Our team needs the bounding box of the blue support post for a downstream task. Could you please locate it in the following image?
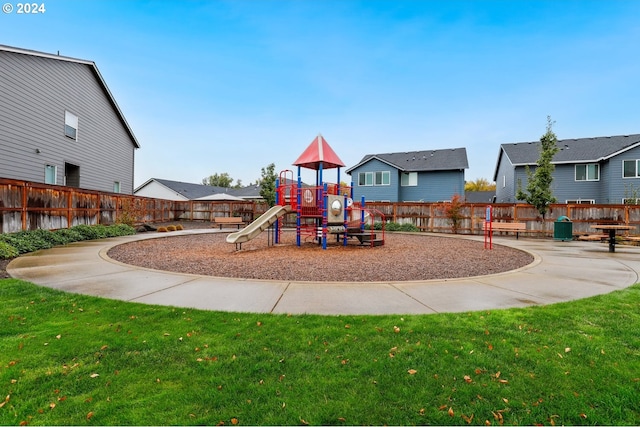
[343,193,348,246]
[360,195,366,232]
[322,183,328,250]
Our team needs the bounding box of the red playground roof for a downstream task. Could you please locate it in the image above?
[293,134,345,170]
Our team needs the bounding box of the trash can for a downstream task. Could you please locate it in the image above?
[554,216,572,241]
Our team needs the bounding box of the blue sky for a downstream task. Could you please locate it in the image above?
[2,0,640,188]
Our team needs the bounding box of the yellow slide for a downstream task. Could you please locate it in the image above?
[226,205,292,245]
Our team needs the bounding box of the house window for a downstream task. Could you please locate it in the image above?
[575,164,599,181]
[358,172,373,186]
[113,181,121,193]
[623,160,640,178]
[359,171,389,186]
[502,175,506,188]
[374,171,390,186]
[64,110,78,140]
[401,172,417,186]
[44,164,57,184]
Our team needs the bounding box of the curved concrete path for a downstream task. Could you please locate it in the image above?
[7,229,640,315]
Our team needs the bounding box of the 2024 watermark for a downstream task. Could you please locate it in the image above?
[3,2,46,13]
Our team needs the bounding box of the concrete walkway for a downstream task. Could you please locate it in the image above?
[7,229,640,315]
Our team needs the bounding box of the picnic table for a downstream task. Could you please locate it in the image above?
[590,224,635,252]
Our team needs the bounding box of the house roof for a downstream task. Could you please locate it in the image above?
[293,134,345,170]
[494,134,640,181]
[0,44,140,149]
[345,147,469,174]
[135,178,263,200]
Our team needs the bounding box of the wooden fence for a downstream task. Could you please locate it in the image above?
[0,178,268,233]
[3,177,640,237]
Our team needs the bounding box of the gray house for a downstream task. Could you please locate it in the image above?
[345,148,468,202]
[0,45,140,194]
[134,178,262,201]
[494,134,640,204]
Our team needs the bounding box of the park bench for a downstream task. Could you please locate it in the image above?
[212,216,245,229]
[482,222,526,239]
[577,234,608,241]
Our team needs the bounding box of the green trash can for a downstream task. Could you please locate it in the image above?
[554,216,573,241]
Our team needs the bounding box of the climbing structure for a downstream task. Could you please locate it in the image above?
[275,134,385,249]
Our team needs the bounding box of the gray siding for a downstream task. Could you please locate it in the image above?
[399,170,465,202]
[349,159,399,202]
[0,50,136,194]
[348,158,464,202]
[609,145,640,203]
[495,152,517,202]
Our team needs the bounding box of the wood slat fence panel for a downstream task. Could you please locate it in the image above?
[3,178,640,237]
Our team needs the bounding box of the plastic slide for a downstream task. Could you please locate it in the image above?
[225,205,292,245]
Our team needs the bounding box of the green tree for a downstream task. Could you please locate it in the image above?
[464,178,497,192]
[259,163,277,207]
[202,172,241,188]
[516,116,560,219]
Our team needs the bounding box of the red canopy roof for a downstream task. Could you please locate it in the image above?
[293,134,345,170]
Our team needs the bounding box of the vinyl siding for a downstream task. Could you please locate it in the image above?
[399,170,465,202]
[348,159,399,202]
[0,50,136,194]
[495,151,516,202]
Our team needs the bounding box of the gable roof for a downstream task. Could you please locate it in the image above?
[0,44,140,149]
[135,178,265,200]
[136,178,225,199]
[293,134,345,170]
[499,133,640,166]
[345,147,468,174]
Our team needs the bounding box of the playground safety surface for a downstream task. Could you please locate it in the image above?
[7,229,640,315]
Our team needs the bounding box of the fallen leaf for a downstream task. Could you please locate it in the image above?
[448,407,454,417]
[337,417,346,422]
[49,402,56,410]
[86,412,94,420]
[101,345,108,350]
[299,418,308,425]
[464,375,473,383]
[419,408,425,415]
[393,326,400,333]
[56,335,61,340]
[90,373,99,378]
[462,413,474,424]
[580,413,587,419]
[231,418,239,425]
[408,369,417,375]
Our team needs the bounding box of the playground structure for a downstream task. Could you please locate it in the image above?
[226,134,385,250]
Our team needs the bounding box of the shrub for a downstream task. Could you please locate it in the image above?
[166,225,177,232]
[175,224,184,230]
[157,227,168,233]
[0,231,52,254]
[54,228,85,243]
[0,224,137,258]
[0,241,19,259]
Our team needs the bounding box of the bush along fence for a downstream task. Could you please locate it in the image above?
[3,178,640,238]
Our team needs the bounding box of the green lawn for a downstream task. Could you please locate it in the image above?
[0,278,639,426]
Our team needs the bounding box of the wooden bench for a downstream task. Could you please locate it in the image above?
[577,234,608,241]
[482,222,526,239]
[212,217,245,229]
